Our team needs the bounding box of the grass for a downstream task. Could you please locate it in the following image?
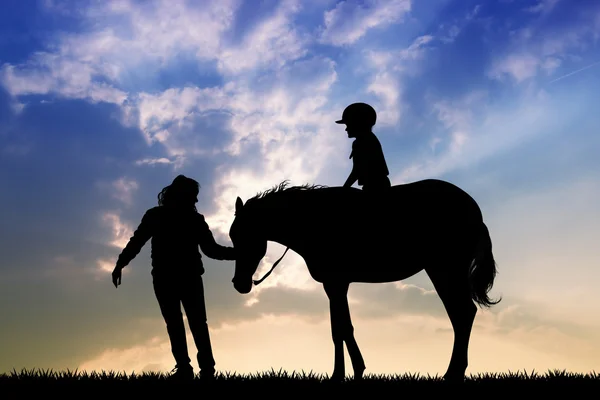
[1,368,599,396]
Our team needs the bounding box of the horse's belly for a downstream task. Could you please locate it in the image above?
[350,262,423,283]
[309,250,424,283]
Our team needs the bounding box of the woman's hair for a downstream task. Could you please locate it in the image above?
[158,175,200,211]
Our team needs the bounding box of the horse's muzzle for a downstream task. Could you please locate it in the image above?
[232,277,252,294]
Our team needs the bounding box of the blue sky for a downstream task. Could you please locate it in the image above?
[1,0,600,375]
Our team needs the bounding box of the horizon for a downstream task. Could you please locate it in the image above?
[1,0,600,376]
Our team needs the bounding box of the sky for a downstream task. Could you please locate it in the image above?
[1,0,600,377]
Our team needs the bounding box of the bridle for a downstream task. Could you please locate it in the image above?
[231,209,290,286]
[252,246,290,285]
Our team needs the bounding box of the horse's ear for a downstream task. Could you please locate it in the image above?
[235,197,244,214]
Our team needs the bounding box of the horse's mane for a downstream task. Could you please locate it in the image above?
[246,180,328,205]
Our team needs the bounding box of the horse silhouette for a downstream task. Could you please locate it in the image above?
[229,179,500,382]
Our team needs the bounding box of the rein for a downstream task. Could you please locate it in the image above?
[253,246,290,285]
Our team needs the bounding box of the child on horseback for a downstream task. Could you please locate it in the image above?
[111,175,236,380]
[337,102,391,194]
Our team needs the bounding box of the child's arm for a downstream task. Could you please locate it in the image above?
[197,214,236,261]
[115,209,155,270]
[344,142,359,187]
[343,169,358,188]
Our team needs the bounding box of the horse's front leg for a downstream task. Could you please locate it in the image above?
[323,281,366,381]
[324,281,345,381]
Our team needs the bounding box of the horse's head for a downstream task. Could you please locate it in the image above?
[229,196,267,294]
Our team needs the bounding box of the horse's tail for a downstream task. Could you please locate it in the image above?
[468,222,501,308]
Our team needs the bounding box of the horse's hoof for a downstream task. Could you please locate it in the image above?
[353,366,366,380]
[329,373,345,383]
[443,373,465,383]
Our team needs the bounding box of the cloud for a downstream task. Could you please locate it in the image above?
[96,258,116,275]
[481,176,600,313]
[198,264,448,331]
[9,100,26,114]
[392,68,597,185]
[348,282,444,320]
[488,53,541,83]
[133,85,234,152]
[438,5,482,44]
[101,211,134,249]
[112,41,339,171]
[474,303,600,364]
[134,157,176,166]
[121,54,343,252]
[525,0,560,15]
[0,0,238,105]
[195,56,343,238]
[363,65,402,125]
[318,0,412,46]
[0,0,360,302]
[43,253,124,285]
[0,0,413,193]
[394,89,493,183]
[78,294,600,375]
[1,60,128,105]
[216,0,308,75]
[487,3,600,84]
[0,0,312,109]
[59,0,239,69]
[79,335,174,374]
[430,90,487,153]
[94,211,138,277]
[361,35,435,126]
[109,177,139,206]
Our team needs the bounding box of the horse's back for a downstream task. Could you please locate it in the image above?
[322,179,481,226]
[301,180,485,282]
[338,178,476,199]
[318,179,481,246]
[355,179,481,215]
[391,178,473,197]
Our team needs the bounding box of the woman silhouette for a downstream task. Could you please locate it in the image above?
[111,175,236,380]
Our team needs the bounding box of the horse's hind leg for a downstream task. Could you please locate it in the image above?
[426,267,477,382]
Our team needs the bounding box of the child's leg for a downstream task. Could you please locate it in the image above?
[153,277,192,369]
[180,273,216,372]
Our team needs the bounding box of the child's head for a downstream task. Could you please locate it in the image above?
[335,102,377,139]
[158,175,200,211]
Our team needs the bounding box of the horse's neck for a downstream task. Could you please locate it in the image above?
[256,200,296,242]
[255,194,313,250]
[257,189,351,247]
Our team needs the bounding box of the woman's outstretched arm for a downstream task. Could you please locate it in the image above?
[197,214,236,261]
[115,208,155,269]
